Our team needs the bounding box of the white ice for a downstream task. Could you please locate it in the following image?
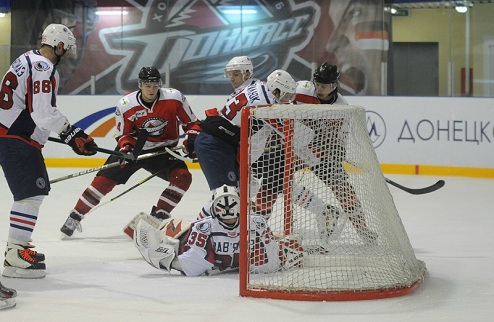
[1,168,493,321]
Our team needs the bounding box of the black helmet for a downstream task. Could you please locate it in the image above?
[138,67,161,82]
[313,62,340,84]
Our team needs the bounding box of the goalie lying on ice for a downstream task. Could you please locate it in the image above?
[134,184,304,276]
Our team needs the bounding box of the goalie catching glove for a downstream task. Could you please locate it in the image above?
[183,130,199,158]
[59,125,97,156]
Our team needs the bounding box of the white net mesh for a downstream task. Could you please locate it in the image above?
[241,104,426,298]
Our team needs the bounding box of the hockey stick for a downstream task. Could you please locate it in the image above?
[343,159,445,195]
[131,130,149,159]
[86,169,164,215]
[165,147,199,163]
[48,137,136,160]
[385,178,445,195]
[49,146,183,184]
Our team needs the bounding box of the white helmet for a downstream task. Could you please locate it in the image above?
[266,69,296,102]
[224,56,253,77]
[41,24,76,50]
[210,185,240,223]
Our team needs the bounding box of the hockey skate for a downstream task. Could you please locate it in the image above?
[3,239,46,279]
[0,282,16,310]
[60,211,83,238]
[150,206,171,220]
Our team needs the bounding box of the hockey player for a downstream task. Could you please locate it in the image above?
[194,56,276,218]
[0,23,97,278]
[252,70,342,240]
[294,62,378,243]
[134,185,304,276]
[60,67,201,239]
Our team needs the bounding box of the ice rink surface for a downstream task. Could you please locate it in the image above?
[0,168,493,321]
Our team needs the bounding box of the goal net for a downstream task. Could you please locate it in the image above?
[238,104,427,301]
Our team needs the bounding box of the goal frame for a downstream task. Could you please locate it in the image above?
[238,105,426,301]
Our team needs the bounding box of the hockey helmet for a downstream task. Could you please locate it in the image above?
[313,62,340,84]
[138,67,162,88]
[41,24,76,50]
[266,69,296,102]
[211,185,241,223]
[224,56,253,77]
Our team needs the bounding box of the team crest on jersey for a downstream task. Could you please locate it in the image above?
[36,177,46,189]
[197,222,211,233]
[251,216,266,231]
[141,117,168,137]
[34,61,50,72]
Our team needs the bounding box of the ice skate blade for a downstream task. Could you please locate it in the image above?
[0,298,16,310]
[2,266,46,279]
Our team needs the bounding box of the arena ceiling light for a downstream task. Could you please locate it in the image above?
[455,1,469,12]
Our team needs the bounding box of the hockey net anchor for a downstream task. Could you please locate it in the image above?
[239,104,427,301]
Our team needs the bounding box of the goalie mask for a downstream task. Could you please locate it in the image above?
[211,185,240,226]
[266,69,296,103]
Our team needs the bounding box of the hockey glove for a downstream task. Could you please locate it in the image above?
[119,144,134,168]
[183,130,199,159]
[59,125,97,156]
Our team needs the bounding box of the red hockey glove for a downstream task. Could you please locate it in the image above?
[119,144,134,168]
[59,125,97,156]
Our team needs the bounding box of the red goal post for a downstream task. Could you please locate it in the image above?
[239,104,427,301]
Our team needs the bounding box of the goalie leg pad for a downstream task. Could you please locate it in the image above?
[278,236,304,270]
[134,219,180,271]
[123,212,163,240]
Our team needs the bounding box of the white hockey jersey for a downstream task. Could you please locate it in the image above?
[217,79,276,127]
[0,50,69,149]
[178,214,280,276]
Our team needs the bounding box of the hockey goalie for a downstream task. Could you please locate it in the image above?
[133,185,304,276]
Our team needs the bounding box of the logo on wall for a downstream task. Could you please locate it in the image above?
[78,0,318,95]
[366,110,386,148]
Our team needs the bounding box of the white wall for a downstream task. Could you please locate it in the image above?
[46,95,494,173]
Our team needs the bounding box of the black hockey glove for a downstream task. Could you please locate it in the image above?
[183,130,199,158]
[59,125,97,156]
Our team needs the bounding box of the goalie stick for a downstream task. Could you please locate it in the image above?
[385,178,445,195]
[49,146,183,184]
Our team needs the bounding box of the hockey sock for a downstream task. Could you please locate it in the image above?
[156,168,191,213]
[74,176,116,215]
[8,195,44,242]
